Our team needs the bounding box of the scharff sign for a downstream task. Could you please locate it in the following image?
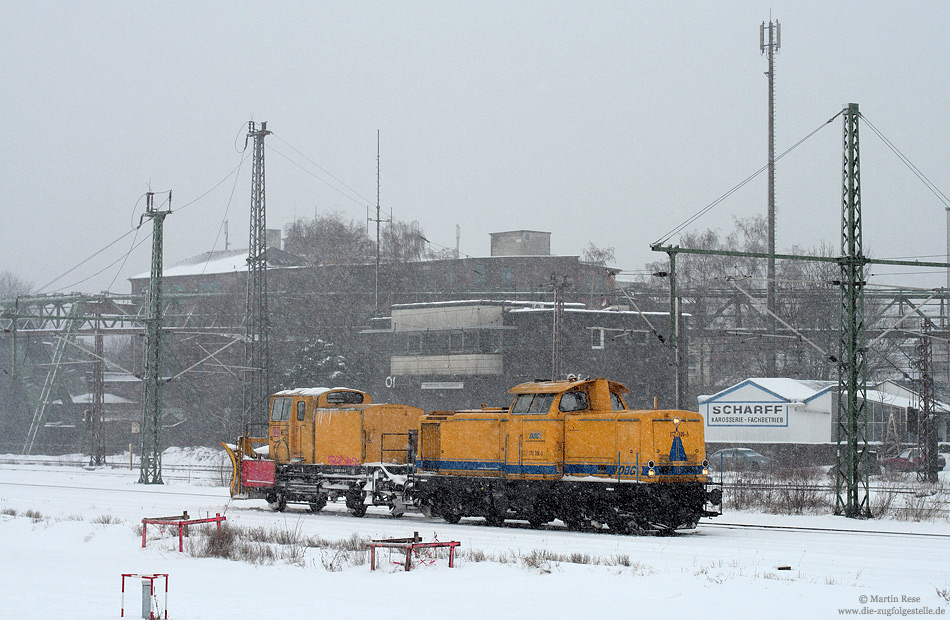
[706,402,789,427]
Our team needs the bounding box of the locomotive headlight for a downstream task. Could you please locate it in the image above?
[702,467,709,476]
[647,468,656,477]
[648,460,655,468]
[673,416,681,426]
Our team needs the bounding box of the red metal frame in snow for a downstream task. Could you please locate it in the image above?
[141,512,226,552]
[121,573,168,619]
[366,533,461,571]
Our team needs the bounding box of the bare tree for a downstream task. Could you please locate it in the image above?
[638,216,857,400]
[284,212,374,265]
[0,270,33,300]
[582,242,616,266]
[382,220,426,263]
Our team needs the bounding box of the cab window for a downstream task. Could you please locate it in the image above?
[511,393,555,414]
[610,392,626,411]
[271,397,292,421]
[296,400,306,421]
[326,390,364,404]
[558,391,589,412]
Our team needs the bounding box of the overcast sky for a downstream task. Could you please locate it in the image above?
[2,1,948,296]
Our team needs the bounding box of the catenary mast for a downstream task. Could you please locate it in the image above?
[242,121,271,431]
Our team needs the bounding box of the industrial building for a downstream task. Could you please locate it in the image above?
[698,377,949,465]
[360,298,673,411]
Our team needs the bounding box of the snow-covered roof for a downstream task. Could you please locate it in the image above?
[699,378,835,404]
[874,378,950,412]
[509,307,670,316]
[273,387,333,397]
[130,248,308,281]
[392,299,586,309]
[862,389,918,410]
[391,299,668,316]
[699,378,949,411]
[103,372,141,383]
[273,387,362,397]
[55,393,135,405]
[750,378,835,402]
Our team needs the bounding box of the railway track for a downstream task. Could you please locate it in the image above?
[0,457,227,484]
[2,473,946,541]
[698,520,950,539]
[2,458,947,537]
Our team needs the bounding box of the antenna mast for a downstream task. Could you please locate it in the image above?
[369,130,390,313]
[761,17,780,376]
[550,275,570,379]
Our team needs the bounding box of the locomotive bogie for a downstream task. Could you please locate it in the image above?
[412,475,710,532]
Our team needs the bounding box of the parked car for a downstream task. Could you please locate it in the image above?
[881,448,946,473]
[708,447,775,471]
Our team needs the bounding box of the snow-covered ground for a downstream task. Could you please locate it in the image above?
[1,449,948,619]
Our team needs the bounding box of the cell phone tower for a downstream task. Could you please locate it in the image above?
[761,17,780,376]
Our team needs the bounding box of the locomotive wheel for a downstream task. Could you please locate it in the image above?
[442,510,462,524]
[563,517,586,531]
[309,496,327,513]
[350,503,367,518]
[267,493,287,512]
[606,517,631,535]
[605,508,633,534]
[527,513,549,529]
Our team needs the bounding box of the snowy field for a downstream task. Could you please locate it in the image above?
[1,449,948,620]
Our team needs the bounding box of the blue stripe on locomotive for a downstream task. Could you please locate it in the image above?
[419,459,704,477]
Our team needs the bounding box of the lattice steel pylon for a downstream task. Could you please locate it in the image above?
[914,320,939,483]
[89,324,105,466]
[22,301,85,454]
[242,121,271,431]
[139,191,171,485]
[834,103,871,517]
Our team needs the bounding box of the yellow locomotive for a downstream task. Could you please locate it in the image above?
[222,378,722,532]
[414,377,720,531]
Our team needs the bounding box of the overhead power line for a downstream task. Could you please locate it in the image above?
[860,113,950,210]
[654,109,843,246]
[269,133,373,209]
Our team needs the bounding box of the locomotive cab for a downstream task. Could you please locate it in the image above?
[269,387,373,465]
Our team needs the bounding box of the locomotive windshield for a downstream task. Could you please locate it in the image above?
[271,397,292,421]
[511,393,555,414]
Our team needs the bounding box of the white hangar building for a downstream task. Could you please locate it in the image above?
[697,378,942,462]
[698,378,835,445]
